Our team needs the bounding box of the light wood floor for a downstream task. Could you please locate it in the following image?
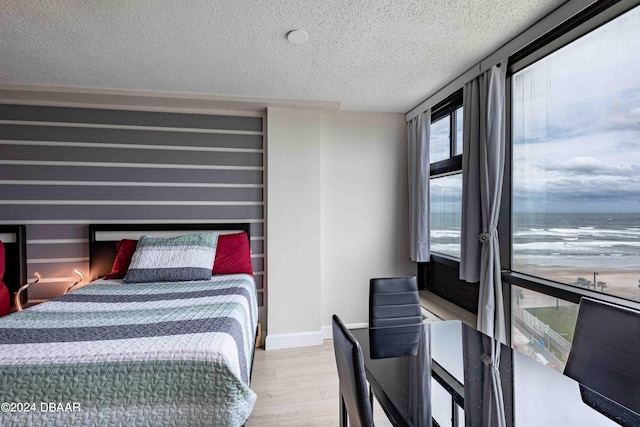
[246,340,393,427]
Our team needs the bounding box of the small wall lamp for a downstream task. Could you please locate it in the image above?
[14,272,41,312]
[65,269,84,295]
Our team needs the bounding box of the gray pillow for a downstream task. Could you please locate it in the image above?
[123,232,219,283]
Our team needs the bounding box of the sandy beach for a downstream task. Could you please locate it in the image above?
[514,266,640,302]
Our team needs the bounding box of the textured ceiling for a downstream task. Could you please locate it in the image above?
[0,0,564,112]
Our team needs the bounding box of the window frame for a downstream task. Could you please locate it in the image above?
[422,0,640,334]
[429,91,463,177]
[502,0,640,332]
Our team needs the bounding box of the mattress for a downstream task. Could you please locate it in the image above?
[0,273,258,427]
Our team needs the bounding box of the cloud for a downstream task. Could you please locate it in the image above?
[541,156,640,176]
[564,156,604,173]
[618,140,640,149]
[604,115,640,132]
[513,166,640,212]
[513,134,640,212]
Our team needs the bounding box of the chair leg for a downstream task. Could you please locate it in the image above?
[369,384,373,411]
[340,393,348,427]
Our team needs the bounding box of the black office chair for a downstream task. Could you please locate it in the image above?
[564,297,640,414]
[332,314,375,427]
[369,276,422,327]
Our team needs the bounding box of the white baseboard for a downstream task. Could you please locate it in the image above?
[264,321,372,350]
[321,322,368,340]
[264,330,324,351]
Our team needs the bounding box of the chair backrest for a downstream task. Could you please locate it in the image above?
[332,314,374,427]
[369,276,422,328]
[564,297,640,413]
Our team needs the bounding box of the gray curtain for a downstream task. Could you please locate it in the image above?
[459,62,507,342]
[460,79,482,283]
[407,111,431,262]
[482,339,507,427]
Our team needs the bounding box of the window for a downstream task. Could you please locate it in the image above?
[511,286,578,373]
[429,94,463,258]
[430,116,451,163]
[430,174,462,258]
[454,107,463,156]
[511,5,640,302]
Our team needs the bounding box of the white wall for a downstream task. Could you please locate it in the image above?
[265,108,415,349]
[265,108,323,350]
[320,110,415,335]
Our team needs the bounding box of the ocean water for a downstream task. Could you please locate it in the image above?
[512,212,640,271]
[430,212,640,271]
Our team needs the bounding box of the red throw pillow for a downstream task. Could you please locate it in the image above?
[0,240,5,280]
[0,241,9,316]
[213,233,253,275]
[104,239,138,279]
[0,281,9,317]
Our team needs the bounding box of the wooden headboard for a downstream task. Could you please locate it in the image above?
[0,225,27,304]
[88,223,251,281]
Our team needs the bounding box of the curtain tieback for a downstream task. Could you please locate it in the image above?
[480,353,493,366]
[481,352,501,370]
[480,352,500,368]
[478,228,496,244]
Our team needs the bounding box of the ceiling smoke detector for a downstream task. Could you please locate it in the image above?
[287,29,309,45]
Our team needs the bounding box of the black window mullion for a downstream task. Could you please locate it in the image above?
[430,155,462,177]
[449,107,456,158]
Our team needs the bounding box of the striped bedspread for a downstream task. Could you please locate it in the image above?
[0,274,258,427]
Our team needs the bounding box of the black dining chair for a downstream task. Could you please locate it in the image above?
[332,314,375,427]
[369,276,422,328]
[563,297,640,414]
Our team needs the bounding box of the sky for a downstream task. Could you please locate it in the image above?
[430,5,640,214]
[512,5,640,213]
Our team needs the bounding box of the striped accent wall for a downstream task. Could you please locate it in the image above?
[0,104,266,318]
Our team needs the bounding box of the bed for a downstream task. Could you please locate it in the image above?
[0,223,258,427]
[0,225,27,310]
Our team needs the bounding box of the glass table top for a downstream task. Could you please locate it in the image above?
[350,321,639,427]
